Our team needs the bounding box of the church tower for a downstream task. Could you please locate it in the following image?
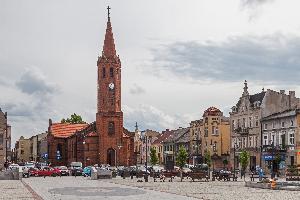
[96,6,124,166]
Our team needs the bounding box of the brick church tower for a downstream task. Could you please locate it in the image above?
[96,7,133,166]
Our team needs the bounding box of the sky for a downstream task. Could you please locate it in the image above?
[1,0,300,145]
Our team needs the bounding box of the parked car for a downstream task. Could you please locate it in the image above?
[9,164,20,170]
[28,168,39,176]
[36,167,61,177]
[56,166,70,176]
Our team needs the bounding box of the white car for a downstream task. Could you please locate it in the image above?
[9,164,19,170]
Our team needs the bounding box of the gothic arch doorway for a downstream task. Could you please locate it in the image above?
[107,148,116,166]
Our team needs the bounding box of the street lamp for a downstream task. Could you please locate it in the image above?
[117,142,123,168]
[233,142,237,179]
[269,139,275,179]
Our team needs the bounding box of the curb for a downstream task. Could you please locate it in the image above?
[21,180,44,200]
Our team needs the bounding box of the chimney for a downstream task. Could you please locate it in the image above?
[289,91,296,98]
[49,119,52,126]
[280,90,285,95]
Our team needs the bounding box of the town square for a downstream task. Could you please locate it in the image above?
[1,0,300,199]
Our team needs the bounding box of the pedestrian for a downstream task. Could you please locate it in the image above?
[258,167,263,181]
[4,162,8,171]
[74,169,77,178]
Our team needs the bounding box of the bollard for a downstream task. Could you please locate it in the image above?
[270,179,276,190]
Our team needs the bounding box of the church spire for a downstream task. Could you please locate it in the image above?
[102,6,116,57]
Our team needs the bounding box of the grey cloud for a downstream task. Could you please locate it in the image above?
[123,104,189,132]
[16,67,57,95]
[240,0,274,8]
[148,34,300,85]
[129,83,146,95]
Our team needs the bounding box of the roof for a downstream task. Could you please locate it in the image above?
[203,107,222,117]
[261,109,297,121]
[123,128,134,138]
[236,91,266,108]
[152,131,173,145]
[164,128,190,143]
[50,123,88,138]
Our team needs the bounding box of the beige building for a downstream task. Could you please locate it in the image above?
[189,107,230,168]
[0,108,11,169]
[230,81,300,171]
[141,129,160,165]
[29,132,48,162]
[16,136,31,163]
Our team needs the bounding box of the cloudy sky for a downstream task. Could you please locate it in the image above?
[2,0,300,144]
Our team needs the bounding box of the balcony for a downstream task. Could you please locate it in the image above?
[234,127,249,135]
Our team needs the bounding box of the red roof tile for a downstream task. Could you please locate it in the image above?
[50,123,88,138]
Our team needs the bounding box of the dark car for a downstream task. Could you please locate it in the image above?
[56,166,70,176]
[70,167,83,176]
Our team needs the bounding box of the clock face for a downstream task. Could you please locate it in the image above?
[109,82,115,90]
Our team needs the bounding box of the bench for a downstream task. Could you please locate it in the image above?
[249,173,268,181]
[161,171,178,182]
[188,172,209,182]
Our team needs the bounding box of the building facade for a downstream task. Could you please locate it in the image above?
[140,129,160,165]
[0,109,11,169]
[230,81,300,171]
[261,109,300,172]
[16,136,31,163]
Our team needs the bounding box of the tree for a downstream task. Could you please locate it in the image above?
[61,113,85,124]
[204,151,212,168]
[176,145,188,182]
[150,147,158,166]
[223,159,228,169]
[239,150,250,180]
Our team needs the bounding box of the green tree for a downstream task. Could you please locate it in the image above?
[223,159,228,169]
[150,147,158,166]
[61,113,85,124]
[204,151,212,168]
[176,145,188,181]
[239,150,250,180]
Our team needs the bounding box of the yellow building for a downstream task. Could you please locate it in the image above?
[190,107,230,168]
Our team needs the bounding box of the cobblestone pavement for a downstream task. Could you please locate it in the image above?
[23,176,197,200]
[0,180,34,200]
[102,176,300,200]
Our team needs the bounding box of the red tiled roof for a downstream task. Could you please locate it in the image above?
[50,123,88,138]
[152,131,173,145]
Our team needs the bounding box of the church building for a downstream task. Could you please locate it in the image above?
[47,7,134,167]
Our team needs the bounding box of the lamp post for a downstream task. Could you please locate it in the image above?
[270,139,275,179]
[117,142,123,168]
[233,142,237,179]
[83,140,86,167]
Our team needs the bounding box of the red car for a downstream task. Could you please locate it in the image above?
[36,167,61,177]
[28,168,39,176]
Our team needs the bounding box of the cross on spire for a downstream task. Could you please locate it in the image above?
[107,6,111,21]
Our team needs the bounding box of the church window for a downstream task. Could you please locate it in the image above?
[102,68,106,78]
[108,121,115,135]
[110,67,114,77]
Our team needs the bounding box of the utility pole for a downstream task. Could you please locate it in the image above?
[233,142,236,178]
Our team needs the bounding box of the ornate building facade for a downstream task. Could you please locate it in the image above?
[230,81,300,171]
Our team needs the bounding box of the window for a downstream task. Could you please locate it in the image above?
[0,134,3,144]
[289,132,295,145]
[215,127,219,135]
[282,122,285,128]
[249,117,252,128]
[264,124,268,130]
[108,121,115,135]
[21,150,24,154]
[291,120,294,127]
[212,126,215,135]
[255,116,259,127]
[263,135,268,145]
[102,68,106,78]
[272,122,275,129]
[213,143,217,152]
[232,120,235,130]
[110,67,114,77]
[204,127,208,137]
[242,118,246,128]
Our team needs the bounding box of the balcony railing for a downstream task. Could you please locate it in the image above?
[234,127,249,135]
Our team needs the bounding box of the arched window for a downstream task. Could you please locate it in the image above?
[102,68,106,78]
[110,67,114,77]
[108,121,115,135]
